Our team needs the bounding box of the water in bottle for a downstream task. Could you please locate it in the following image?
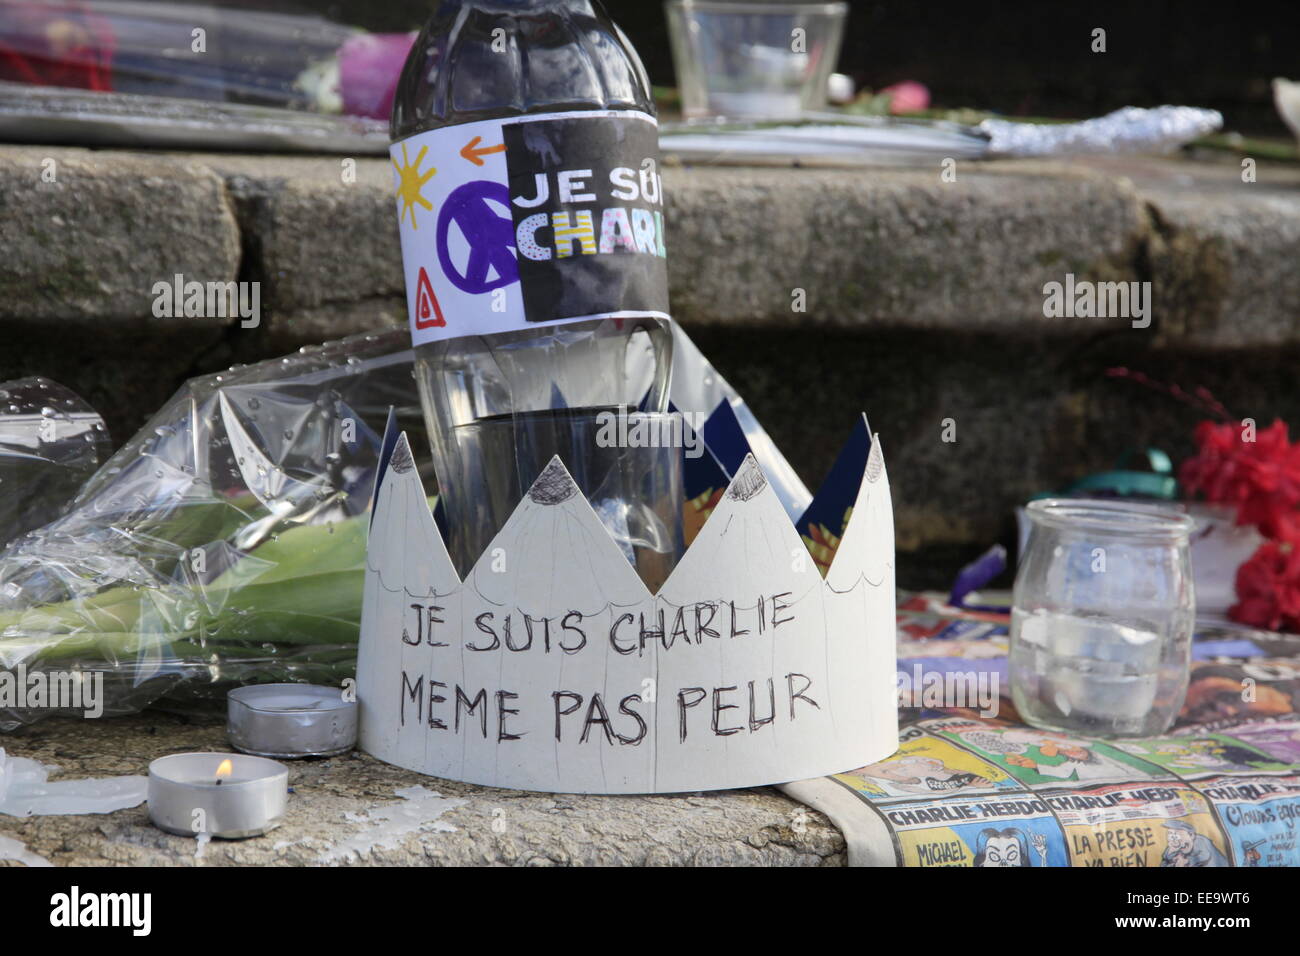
[389,1,680,589]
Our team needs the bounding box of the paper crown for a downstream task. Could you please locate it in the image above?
[356,412,898,794]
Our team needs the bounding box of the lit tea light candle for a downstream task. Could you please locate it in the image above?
[227,683,358,758]
[147,752,288,839]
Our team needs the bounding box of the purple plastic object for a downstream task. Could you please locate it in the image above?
[339,32,416,119]
[948,543,1009,612]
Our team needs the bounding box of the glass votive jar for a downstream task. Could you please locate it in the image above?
[1009,499,1195,737]
[666,0,848,121]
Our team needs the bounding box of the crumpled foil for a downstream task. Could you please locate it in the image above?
[980,105,1223,157]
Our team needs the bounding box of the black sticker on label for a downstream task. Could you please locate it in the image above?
[503,116,669,323]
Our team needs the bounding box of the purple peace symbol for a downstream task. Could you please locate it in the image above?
[436,180,519,294]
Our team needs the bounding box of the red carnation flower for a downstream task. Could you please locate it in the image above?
[1230,540,1300,632]
[1180,418,1300,543]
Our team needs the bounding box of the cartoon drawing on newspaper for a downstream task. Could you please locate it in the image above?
[926,718,1169,788]
[835,727,1018,800]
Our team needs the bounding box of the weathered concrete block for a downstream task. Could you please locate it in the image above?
[2,145,1299,589]
[691,319,1300,590]
[205,154,404,317]
[663,161,1148,331]
[1072,154,1300,349]
[192,155,1154,339]
[0,146,240,326]
[1149,188,1300,349]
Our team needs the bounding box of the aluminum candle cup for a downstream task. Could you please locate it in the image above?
[147,753,288,839]
[227,683,358,758]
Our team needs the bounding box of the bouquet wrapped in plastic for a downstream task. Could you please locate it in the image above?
[0,331,425,730]
[0,326,804,731]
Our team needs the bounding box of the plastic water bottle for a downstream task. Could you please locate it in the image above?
[390,1,679,587]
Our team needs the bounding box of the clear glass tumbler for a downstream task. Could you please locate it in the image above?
[1009,499,1196,737]
[666,0,848,120]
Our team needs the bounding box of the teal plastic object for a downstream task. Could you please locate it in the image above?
[1029,447,1179,502]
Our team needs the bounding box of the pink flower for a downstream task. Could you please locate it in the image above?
[880,81,930,115]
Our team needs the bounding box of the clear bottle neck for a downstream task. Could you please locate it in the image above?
[391,0,654,141]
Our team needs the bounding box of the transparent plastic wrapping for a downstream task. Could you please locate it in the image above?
[0,377,110,551]
[0,1,414,117]
[0,331,423,731]
[0,325,807,731]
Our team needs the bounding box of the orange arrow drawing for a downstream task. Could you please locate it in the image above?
[460,136,506,166]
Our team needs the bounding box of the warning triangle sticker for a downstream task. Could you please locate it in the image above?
[414,266,445,329]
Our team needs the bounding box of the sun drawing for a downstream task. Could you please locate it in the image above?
[393,142,436,230]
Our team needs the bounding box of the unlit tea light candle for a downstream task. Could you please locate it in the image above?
[227,683,358,758]
[147,752,287,839]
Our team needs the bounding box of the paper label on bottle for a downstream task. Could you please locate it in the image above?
[391,110,670,347]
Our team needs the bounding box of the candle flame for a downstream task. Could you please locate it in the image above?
[215,758,234,780]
